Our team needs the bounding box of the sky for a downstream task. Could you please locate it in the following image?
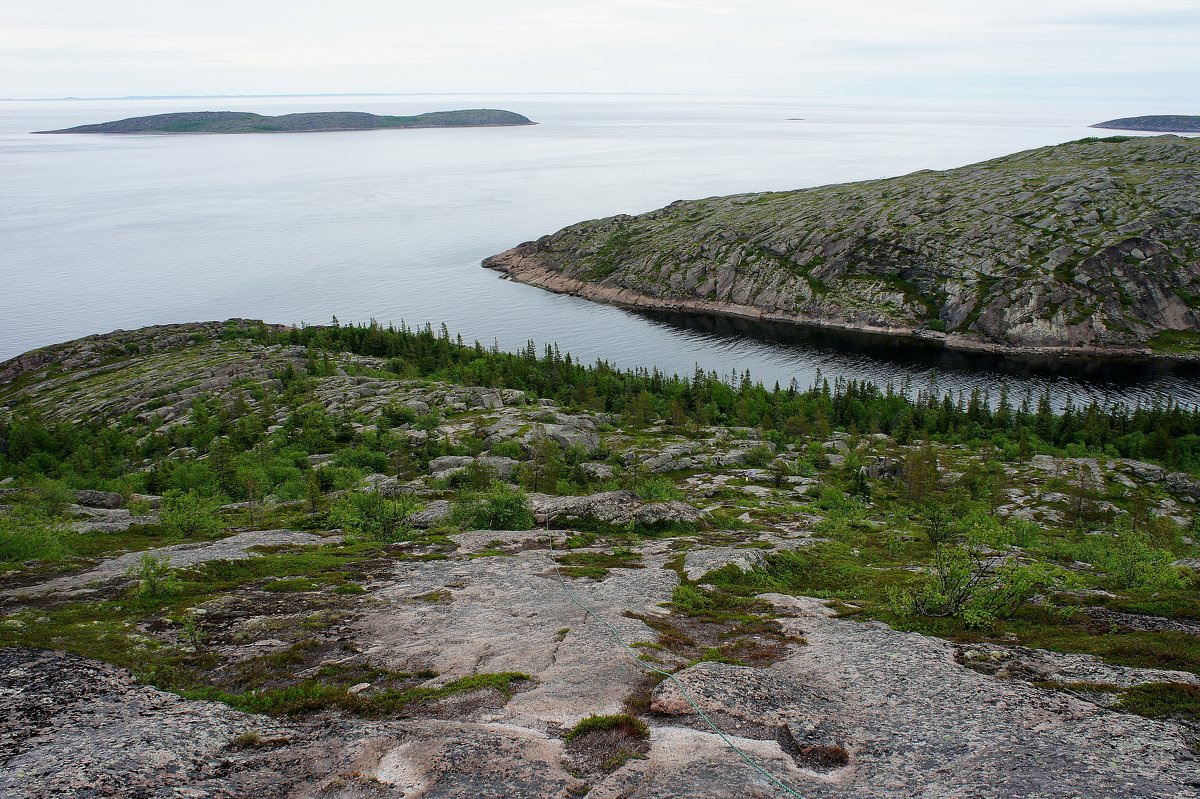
[2,1,1199,103]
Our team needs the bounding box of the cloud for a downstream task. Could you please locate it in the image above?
[1,0,1197,100]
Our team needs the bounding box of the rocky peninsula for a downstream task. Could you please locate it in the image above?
[484,136,1200,358]
[36,109,535,134]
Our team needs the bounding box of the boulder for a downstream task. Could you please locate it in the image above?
[467,390,504,409]
[428,456,475,475]
[407,500,452,529]
[579,462,615,480]
[129,493,163,510]
[823,439,850,455]
[1120,459,1165,483]
[74,490,124,510]
[641,443,701,473]
[475,456,519,480]
[529,490,703,527]
[520,414,599,453]
[1164,472,1200,503]
[866,457,899,479]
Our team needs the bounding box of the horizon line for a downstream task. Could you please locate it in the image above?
[0,90,814,102]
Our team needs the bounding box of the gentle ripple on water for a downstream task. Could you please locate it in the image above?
[1,93,1198,410]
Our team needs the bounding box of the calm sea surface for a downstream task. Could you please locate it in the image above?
[1,93,1197,407]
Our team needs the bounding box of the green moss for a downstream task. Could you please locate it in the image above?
[564,713,649,742]
[183,671,531,717]
[556,548,643,580]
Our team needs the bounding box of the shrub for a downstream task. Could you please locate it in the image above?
[378,401,418,428]
[451,484,535,530]
[899,547,1069,628]
[519,436,564,494]
[621,473,681,502]
[0,512,69,564]
[1086,525,1192,591]
[21,477,75,517]
[127,553,181,598]
[161,490,223,538]
[333,446,389,474]
[330,490,417,542]
[449,460,496,491]
[489,440,526,460]
[744,445,775,468]
[1117,682,1200,718]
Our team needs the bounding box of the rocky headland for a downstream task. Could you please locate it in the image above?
[36,109,535,135]
[484,136,1200,358]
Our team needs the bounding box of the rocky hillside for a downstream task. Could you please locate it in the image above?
[2,322,1199,797]
[1093,116,1200,134]
[36,109,535,134]
[484,136,1200,356]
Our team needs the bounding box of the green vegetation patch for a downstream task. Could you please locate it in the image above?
[564,713,650,742]
[1148,330,1200,355]
[555,547,643,580]
[1116,682,1200,719]
[184,671,531,718]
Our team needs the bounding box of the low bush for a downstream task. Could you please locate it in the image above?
[0,512,69,564]
[450,484,535,530]
[161,490,223,539]
[127,553,181,599]
[330,490,418,542]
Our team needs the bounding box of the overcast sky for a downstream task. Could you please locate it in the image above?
[3,1,1198,102]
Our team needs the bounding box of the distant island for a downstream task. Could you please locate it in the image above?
[34,109,536,134]
[1091,115,1200,133]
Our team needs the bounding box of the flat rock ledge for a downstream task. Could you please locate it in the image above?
[4,590,1199,797]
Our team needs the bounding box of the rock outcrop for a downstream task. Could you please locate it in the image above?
[484,136,1200,356]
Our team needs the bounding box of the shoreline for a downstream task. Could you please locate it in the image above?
[483,247,1195,364]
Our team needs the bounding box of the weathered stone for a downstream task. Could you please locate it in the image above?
[129,493,163,510]
[74,489,124,509]
[428,455,476,475]
[407,500,452,529]
[1164,471,1200,502]
[529,490,703,527]
[580,462,615,480]
[865,456,899,479]
[1120,458,1166,483]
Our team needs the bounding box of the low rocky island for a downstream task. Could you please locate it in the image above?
[484,136,1200,358]
[35,108,535,134]
[1092,115,1200,133]
[1,319,1199,797]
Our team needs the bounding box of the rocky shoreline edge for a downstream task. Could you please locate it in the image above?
[483,246,1195,363]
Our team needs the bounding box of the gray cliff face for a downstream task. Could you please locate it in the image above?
[484,136,1200,354]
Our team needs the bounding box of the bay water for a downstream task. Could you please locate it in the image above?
[2,93,1196,407]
